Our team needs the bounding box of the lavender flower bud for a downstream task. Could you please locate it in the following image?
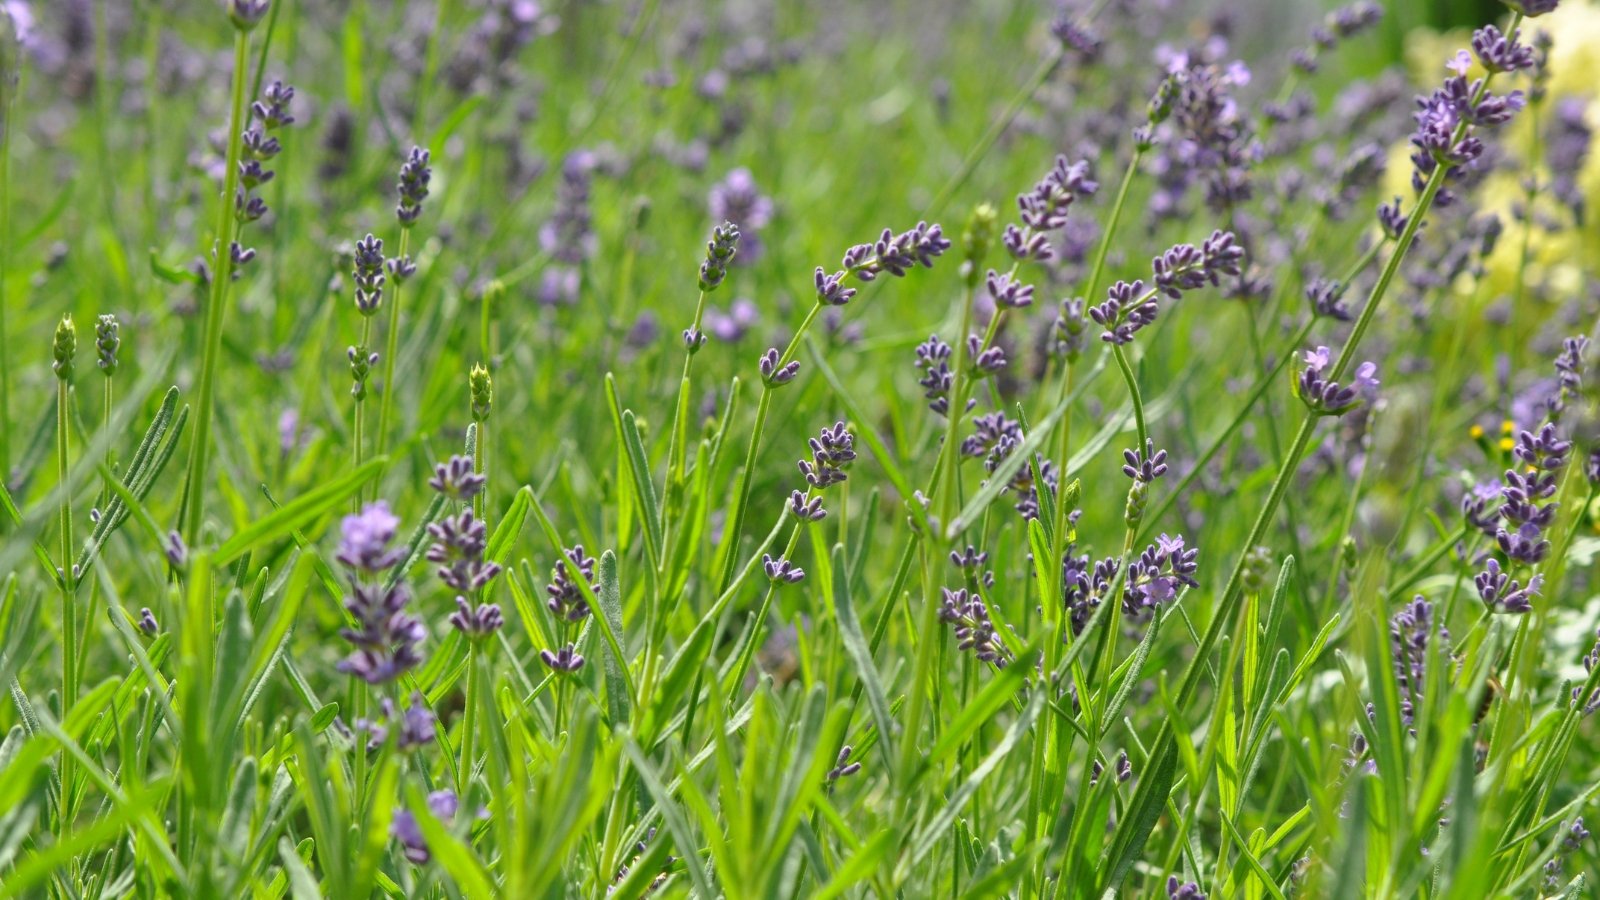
[137,607,158,635]
[52,314,75,381]
[826,745,862,781]
[546,545,598,621]
[469,363,492,421]
[1475,558,1542,613]
[348,345,379,401]
[95,314,120,375]
[1305,278,1352,321]
[428,454,486,501]
[814,267,857,306]
[226,0,269,32]
[1501,0,1560,17]
[1296,346,1378,416]
[789,490,826,521]
[386,255,417,285]
[164,530,187,569]
[1471,25,1536,73]
[759,347,800,386]
[699,221,740,291]
[540,643,585,672]
[797,421,856,488]
[396,147,432,226]
[1167,876,1207,900]
[352,234,386,316]
[448,596,504,638]
[763,553,805,584]
[1121,438,1169,483]
[985,269,1034,309]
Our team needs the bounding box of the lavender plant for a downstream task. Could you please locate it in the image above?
[1,0,1598,897]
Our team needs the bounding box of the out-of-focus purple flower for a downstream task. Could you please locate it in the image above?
[1552,335,1589,414]
[393,789,460,864]
[1547,97,1590,222]
[1502,0,1560,17]
[1306,278,1352,321]
[227,0,270,32]
[704,297,759,342]
[1462,479,1502,535]
[357,693,437,752]
[826,745,863,781]
[337,502,403,573]
[137,607,158,635]
[1390,596,1447,727]
[1167,876,1206,900]
[985,269,1034,309]
[164,530,187,569]
[337,580,425,684]
[1050,15,1101,58]
[1297,347,1378,416]
[538,151,597,306]
[708,168,773,262]
[428,454,486,502]
[1475,557,1541,613]
[1052,298,1090,362]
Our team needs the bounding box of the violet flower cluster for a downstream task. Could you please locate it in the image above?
[335,502,425,684]
[1295,346,1380,417]
[542,544,599,672]
[1089,230,1242,345]
[232,80,295,269]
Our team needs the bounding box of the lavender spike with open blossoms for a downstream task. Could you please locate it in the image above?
[336,502,425,684]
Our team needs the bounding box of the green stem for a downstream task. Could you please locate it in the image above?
[715,301,824,593]
[57,376,76,834]
[181,31,252,547]
[375,227,412,460]
[667,289,709,495]
[1110,345,1147,449]
[459,646,478,799]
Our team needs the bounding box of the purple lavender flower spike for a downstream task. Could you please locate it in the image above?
[915,334,967,415]
[969,334,1007,375]
[763,553,805,584]
[1121,439,1169,483]
[337,581,426,684]
[393,789,460,864]
[1167,876,1206,900]
[1475,557,1542,613]
[540,643,586,673]
[985,269,1034,309]
[798,421,856,488]
[426,510,502,593]
[814,267,857,305]
[789,490,826,522]
[1502,0,1560,17]
[699,221,741,291]
[396,147,432,226]
[337,502,403,573]
[1390,596,1449,728]
[1471,26,1536,73]
[352,234,386,316]
[848,222,952,281]
[938,588,1008,666]
[759,347,801,386]
[428,454,486,501]
[1296,347,1377,416]
[546,545,598,622]
[949,546,989,569]
[164,530,188,569]
[448,596,504,638]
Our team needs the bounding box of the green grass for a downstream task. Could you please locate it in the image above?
[0,0,1597,897]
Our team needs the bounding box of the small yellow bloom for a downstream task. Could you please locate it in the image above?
[1470,424,1485,439]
